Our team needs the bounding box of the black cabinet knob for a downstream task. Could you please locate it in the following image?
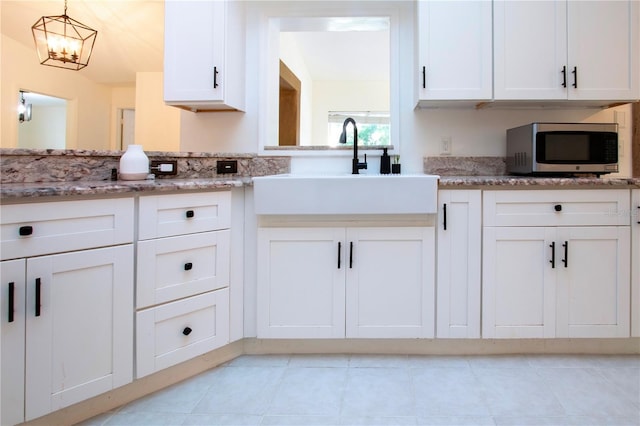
[182,327,192,336]
[184,262,193,271]
[19,225,33,236]
[554,204,562,212]
[186,210,195,218]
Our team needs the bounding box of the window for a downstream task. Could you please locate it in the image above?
[328,111,390,147]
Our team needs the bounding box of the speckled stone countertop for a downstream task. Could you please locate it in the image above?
[0,177,250,201]
[438,176,640,188]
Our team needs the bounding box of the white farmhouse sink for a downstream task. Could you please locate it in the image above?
[253,174,439,215]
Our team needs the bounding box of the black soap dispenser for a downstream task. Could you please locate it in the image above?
[380,148,391,174]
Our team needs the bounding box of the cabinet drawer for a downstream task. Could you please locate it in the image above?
[136,288,229,378]
[138,191,231,240]
[483,189,630,227]
[136,230,230,308]
[0,198,134,260]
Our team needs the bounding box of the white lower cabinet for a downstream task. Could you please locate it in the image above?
[436,190,481,338]
[135,191,231,378]
[632,189,640,337]
[1,245,134,424]
[257,227,435,339]
[482,189,631,339]
[136,288,229,378]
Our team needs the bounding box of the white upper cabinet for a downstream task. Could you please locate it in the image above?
[416,0,493,104]
[164,0,245,111]
[567,1,639,101]
[494,0,639,102]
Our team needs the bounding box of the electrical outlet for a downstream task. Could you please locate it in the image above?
[217,160,238,174]
[150,160,178,176]
[441,136,452,155]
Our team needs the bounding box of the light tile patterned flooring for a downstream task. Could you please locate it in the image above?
[80,354,640,426]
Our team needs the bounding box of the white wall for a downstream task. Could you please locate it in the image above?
[110,86,136,150]
[134,72,181,152]
[18,105,66,149]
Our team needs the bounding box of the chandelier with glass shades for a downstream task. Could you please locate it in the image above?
[31,0,97,71]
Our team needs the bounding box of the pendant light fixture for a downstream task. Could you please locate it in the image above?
[18,92,32,123]
[31,0,98,71]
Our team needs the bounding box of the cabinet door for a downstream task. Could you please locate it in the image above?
[346,227,435,338]
[483,227,557,338]
[494,0,568,100]
[164,1,224,103]
[555,226,630,338]
[136,288,229,378]
[257,228,346,338]
[437,190,481,338]
[137,230,230,308]
[24,245,133,421]
[1,259,26,426]
[416,0,492,102]
[138,191,231,240]
[632,190,640,337]
[164,1,245,110]
[567,1,639,101]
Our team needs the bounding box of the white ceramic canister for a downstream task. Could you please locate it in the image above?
[119,144,149,180]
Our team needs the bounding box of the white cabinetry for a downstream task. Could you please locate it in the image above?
[632,189,640,337]
[436,190,481,338]
[257,226,435,339]
[164,0,245,111]
[494,0,639,101]
[482,190,631,339]
[416,0,492,105]
[136,191,231,378]
[1,198,134,425]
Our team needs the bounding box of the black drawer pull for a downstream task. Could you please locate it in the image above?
[549,242,556,269]
[554,204,562,212]
[35,278,41,317]
[19,226,33,236]
[184,262,193,271]
[183,327,192,336]
[337,242,342,269]
[562,241,568,268]
[185,210,195,218]
[8,282,15,323]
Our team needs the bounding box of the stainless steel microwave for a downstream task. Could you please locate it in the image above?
[506,122,618,176]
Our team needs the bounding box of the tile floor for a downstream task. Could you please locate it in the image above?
[79,354,640,426]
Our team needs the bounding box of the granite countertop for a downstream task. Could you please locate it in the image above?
[438,176,640,188]
[0,177,250,201]
[2,175,639,201]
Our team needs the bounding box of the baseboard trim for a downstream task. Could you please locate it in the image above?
[243,337,640,356]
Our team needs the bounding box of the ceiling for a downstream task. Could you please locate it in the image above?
[284,30,389,81]
[1,0,165,86]
[1,1,386,86]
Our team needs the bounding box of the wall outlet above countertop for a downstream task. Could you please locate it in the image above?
[0,148,290,184]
